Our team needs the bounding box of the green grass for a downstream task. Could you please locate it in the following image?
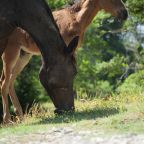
[0,92,144,137]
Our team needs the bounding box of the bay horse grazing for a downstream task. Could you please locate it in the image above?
[0,0,78,123]
[1,0,128,123]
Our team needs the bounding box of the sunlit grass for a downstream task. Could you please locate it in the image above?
[0,92,144,137]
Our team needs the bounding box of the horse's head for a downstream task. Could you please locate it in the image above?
[39,37,79,114]
[99,0,128,21]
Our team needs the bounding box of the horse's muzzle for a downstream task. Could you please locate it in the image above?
[54,107,75,115]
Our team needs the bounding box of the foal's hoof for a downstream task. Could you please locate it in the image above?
[3,115,14,125]
[3,119,14,126]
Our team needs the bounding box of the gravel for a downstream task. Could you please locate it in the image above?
[0,127,144,144]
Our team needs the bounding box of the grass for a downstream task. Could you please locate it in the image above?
[0,92,144,137]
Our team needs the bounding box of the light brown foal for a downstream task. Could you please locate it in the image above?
[1,0,127,123]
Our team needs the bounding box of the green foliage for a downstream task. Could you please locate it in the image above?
[74,0,144,96]
[127,0,144,23]
[117,70,144,94]
[74,13,128,96]
[46,0,66,9]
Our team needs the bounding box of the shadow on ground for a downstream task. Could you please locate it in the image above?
[32,107,120,125]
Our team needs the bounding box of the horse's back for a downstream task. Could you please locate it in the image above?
[0,0,16,46]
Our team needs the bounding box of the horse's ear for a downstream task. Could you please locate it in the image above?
[65,36,79,54]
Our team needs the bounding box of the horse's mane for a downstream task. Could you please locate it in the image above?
[43,0,77,63]
[54,0,83,13]
[67,0,83,12]
[42,0,60,31]
[68,0,81,5]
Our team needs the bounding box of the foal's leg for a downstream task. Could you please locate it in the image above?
[0,70,5,86]
[0,38,8,57]
[1,74,11,123]
[1,44,20,123]
[9,52,32,120]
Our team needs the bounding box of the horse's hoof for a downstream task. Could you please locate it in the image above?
[3,119,14,126]
[54,108,75,115]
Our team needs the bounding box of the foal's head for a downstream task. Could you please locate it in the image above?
[99,0,128,21]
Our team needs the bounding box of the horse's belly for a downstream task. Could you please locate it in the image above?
[21,45,40,55]
[0,20,14,39]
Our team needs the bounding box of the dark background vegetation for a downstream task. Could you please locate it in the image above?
[0,0,144,119]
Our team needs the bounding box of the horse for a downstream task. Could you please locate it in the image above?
[0,0,78,123]
[0,0,128,123]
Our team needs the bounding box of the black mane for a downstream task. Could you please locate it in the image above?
[42,0,60,32]
[54,0,81,11]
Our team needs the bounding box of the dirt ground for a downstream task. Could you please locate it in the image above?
[0,127,144,144]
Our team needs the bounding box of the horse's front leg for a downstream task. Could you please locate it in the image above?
[1,73,12,123]
[1,37,21,123]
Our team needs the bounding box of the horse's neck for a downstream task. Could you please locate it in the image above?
[75,0,100,31]
[16,0,67,68]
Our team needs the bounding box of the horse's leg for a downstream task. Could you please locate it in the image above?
[0,39,8,86]
[1,42,20,123]
[1,74,11,123]
[0,38,8,57]
[9,52,32,120]
[78,32,84,48]
[0,69,5,86]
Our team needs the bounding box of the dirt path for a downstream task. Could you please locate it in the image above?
[0,128,144,144]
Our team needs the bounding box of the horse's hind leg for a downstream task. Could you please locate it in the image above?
[0,38,8,57]
[1,45,20,123]
[0,38,12,86]
[0,70,5,86]
[9,52,32,121]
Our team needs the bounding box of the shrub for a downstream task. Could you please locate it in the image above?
[117,70,144,94]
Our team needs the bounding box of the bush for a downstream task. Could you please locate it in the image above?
[117,70,144,94]
[46,0,66,10]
